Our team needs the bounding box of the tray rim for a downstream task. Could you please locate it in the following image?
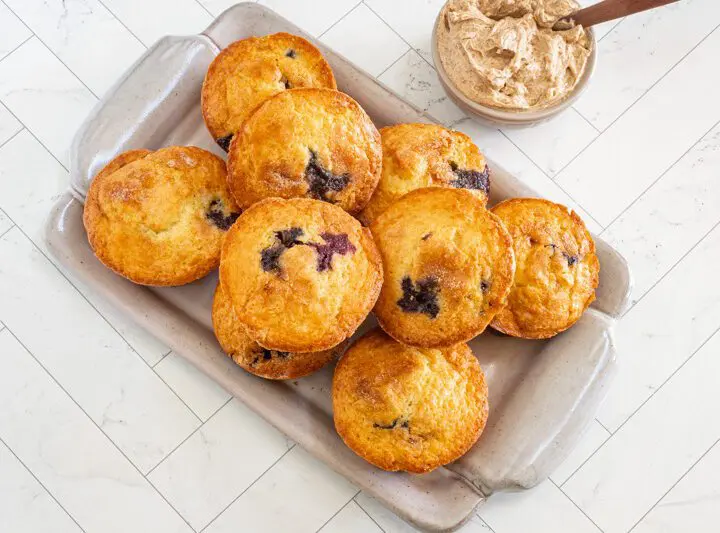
[46,3,633,531]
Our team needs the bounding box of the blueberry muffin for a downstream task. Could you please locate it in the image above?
[212,283,342,379]
[83,146,239,286]
[490,198,599,339]
[370,187,515,348]
[220,197,383,353]
[359,123,490,225]
[333,328,489,473]
[227,88,381,215]
[202,33,336,151]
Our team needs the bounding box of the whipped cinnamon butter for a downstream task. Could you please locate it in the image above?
[437,0,592,110]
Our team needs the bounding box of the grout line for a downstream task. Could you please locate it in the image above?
[362,2,403,41]
[477,515,497,533]
[1,326,197,533]
[317,0,364,38]
[595,17,625,43]
[0,137,193,428]
[363,1,437,73]
[151,365,204,424]
[359,1,412,55]
[0,5,712,533]
[192,0,217,20]
[0,434,88,533]
[0,124,24,151]
[145,396,233,478]
[93,0,149,50]
[616,322,720,435]
[539,128,590,183]
[627,438,720,533]
[0,127,166,349]
[571,17,720,136]
[33,38,100,101]
[554,20,720,181]
[613,217,720,319]
[199,445,297,532]
[363,0,607,217]
[0,222,15,241]
[0,220,195,431]
[315,490,362,532]
[353,495,387,532]
[152,349,173,368]
[600,116,720,236]
[145,478,199,532]
[565,319,720,488]
[551,479,605,533]
[560,428,613,488]
[0,33,33,64]
[0,4,104,101]
[376,47,410,78]
[594,418,612,436]
[468,512,498,533]
[572,106,601,134]
[562,322,720,488]
[496,129,605,230]
[0,108,68,171]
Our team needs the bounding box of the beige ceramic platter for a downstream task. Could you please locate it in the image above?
[46,3,632,531]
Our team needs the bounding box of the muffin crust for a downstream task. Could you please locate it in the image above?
[359,123,490,225]
[202,32,336,150]
[371,187,515,347]
[227,88,381,214]
[490,197,599,338]
[212,283,342,379]
[333,328,489,473]
[220,197,383,352]
[83,146,239,286]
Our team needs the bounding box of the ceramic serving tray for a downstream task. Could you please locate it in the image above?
[45,3,632,531]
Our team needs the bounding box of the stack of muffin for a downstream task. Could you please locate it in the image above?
[83,33,599,474]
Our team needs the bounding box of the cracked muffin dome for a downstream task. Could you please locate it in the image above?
[370,187,515,348]
[220,197,383,353]
[83,146,240,286]
[333,328,489,473]
[202,32,336,151]
[490,198,599,339]
[359,123,490,225]
[227,88,382,215]
[212,283,343,379]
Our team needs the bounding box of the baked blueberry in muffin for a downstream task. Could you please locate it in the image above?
[83,146,239,286]
[212,283,342,379]
[220,197,383,353]
[333,328,489,473]
[202,32,336,151]
[227,88,382,215]
[370,187,515,348]
[359,123,490,225]
[490,198,599,338]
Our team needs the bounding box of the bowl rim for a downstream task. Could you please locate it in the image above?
[431,3,597,125]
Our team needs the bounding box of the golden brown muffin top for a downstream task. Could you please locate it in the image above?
[212,283,341,379]
[227,88,381,215]
[490,197,599,338]
[220,197,383,353]
[370,187,515,348]
[202,32,336,150]
[359,123,489,225]
[83,146,239,286]
[333,328,489,473]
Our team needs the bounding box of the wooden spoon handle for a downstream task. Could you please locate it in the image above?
[560,0,680,28]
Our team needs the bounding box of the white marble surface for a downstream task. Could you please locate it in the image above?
[0,1,718,532]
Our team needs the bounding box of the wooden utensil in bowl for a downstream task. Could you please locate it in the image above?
[554,0,680,30]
